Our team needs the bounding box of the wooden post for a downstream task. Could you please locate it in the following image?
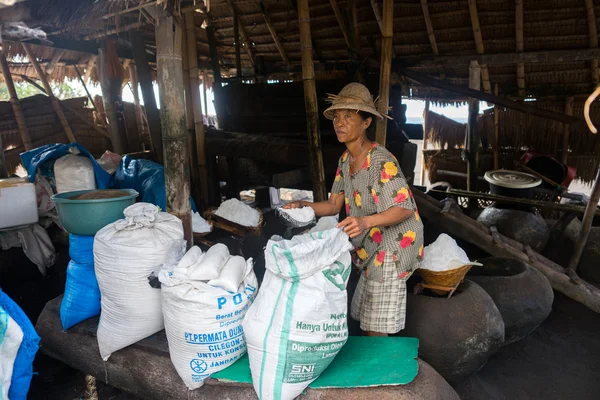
[467,60,481,207]
[493,83,499,169]
[98,41,129,155]
[515,0,525,97]
[207,23,225,129]
[233,8,242,79]
[185,10,210,211]
[131,31,163,164]
[202,71,209,117]
[0,51,32,150]
[128,64,148,148]
[155,8,193,248]
[585,0,599,85]
[568,168,600,271]
[420,100,430,186]
[467,0,491,93]
[375,0,393,146]
[562,96,574,165]
[298,0,327,202]
[22,44,76,143]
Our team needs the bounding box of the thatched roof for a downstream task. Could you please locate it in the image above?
[2,0,600,100]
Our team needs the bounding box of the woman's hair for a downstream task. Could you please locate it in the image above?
[358,111,376,141]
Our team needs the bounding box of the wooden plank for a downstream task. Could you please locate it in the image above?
[397,68,585,126]
[22,44,76,143]
[298,0,327,202]
[375,0,393,146]
[0,51,32,150]
[568,168,600,271]
[515,0,525,96]
[155,8,193,248]
[467,0,491,93]
[185,11,210,211]
[131,32,163,164]
[562,95,574,164]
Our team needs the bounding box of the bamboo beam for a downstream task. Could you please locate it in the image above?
[298,0,327,202]
[83,56,96,84]
[233,8,242,78]
[128,64,147,148]
[102,1,159,19]
[83,22,147,41]
[348,0,361,55]
[22,44,76,143]
[329,0,352,49]
[375,0,393,146]
[467,0,492,93]
[420,100,430,186]
[370,0,384,35]
[466,60,480,208]
[515,0,525,97]
[585,0,599,85]
[568,168,600,271]
[131,32,163,164]
[402,47,600,68]
[155,8,193,248]
[493,83,499,169]
[45,49,66,75]
[202,71,209,117]
[224,0,255,66]
[419,0,444,78]
[0,52,32,151]
[185,11,210,211]
[73,64,100,116]
[397,68,585,126]
[562,96,574,164]
[258,1,289,66]
[206,23,226,129]
[14,74,45,93]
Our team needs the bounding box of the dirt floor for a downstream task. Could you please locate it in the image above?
[2,227,599,400]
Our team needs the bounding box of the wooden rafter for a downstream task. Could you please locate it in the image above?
[419,0,444,78]
[584,0,599,84]
[467,0,492,93]
[83,55,96,84]
[224,0,255,66]
[328,0,352,49]
[0,51,32,151]
[258,0,289,66]
[45,49,66,75]
[370,0,384,35]
[102,1,159,19]
[515,0,525,97]
[82,21,147,40]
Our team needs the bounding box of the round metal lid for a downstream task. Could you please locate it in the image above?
[484,170,542,189]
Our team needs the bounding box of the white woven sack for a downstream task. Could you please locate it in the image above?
[243,228,353,400]
[160,257,258,389]
[94,203,184,361]
[54,153,96,193]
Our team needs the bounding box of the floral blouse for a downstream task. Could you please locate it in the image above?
[331,144,424,278]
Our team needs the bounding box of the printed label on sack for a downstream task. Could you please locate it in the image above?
[282,339,346,383]
[183,283,257,383]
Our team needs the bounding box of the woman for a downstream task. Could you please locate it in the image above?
[283,82,423,336]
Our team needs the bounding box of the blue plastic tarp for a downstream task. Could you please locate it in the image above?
[20,143,111,189]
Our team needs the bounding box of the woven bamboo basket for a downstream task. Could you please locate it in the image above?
[417,264,473,296]
[204,207,264,236]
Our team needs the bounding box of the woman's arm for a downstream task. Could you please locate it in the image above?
[337,207,413,238]
[282,192,345,217]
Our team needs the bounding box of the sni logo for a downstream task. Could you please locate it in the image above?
[291,364,315,374]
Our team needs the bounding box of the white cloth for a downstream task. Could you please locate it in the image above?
[0,224,55,276]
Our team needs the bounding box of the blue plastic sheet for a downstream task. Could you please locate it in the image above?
[112,155,196,211]
[0,289,40,400]
[60,235,101,330]
[20,143,111,189]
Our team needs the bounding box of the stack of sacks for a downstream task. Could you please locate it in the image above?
[60,234,101,330]
[160,244,258,389]
[94,203,184,361]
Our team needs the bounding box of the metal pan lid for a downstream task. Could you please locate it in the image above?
[484,170,542,189]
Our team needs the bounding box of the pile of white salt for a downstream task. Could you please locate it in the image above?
[214,198,261,227]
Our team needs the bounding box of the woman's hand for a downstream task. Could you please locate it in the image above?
[282,201,304,210]
[337,216,370,238]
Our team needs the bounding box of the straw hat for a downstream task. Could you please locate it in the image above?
[323,82,392,121]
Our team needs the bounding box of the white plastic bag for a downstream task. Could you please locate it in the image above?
[94,203,184,361]
[54,151,96,193]
[243,228,353,400]
[208,255,247,293]
[160,252,258,390]
[187,243,229,281]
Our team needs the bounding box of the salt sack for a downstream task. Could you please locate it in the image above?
[187,243,229,281]
[54,153,96,193]
[214,198,261,227]
[243,228,353,400]
[94,203,184,361]
[421,233,471,272]
[160,251,258,390]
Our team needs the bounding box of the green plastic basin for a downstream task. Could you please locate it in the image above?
[52,189,139,236]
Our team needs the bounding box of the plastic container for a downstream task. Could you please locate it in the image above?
[51,189,139,235]
[0,178,39,230]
